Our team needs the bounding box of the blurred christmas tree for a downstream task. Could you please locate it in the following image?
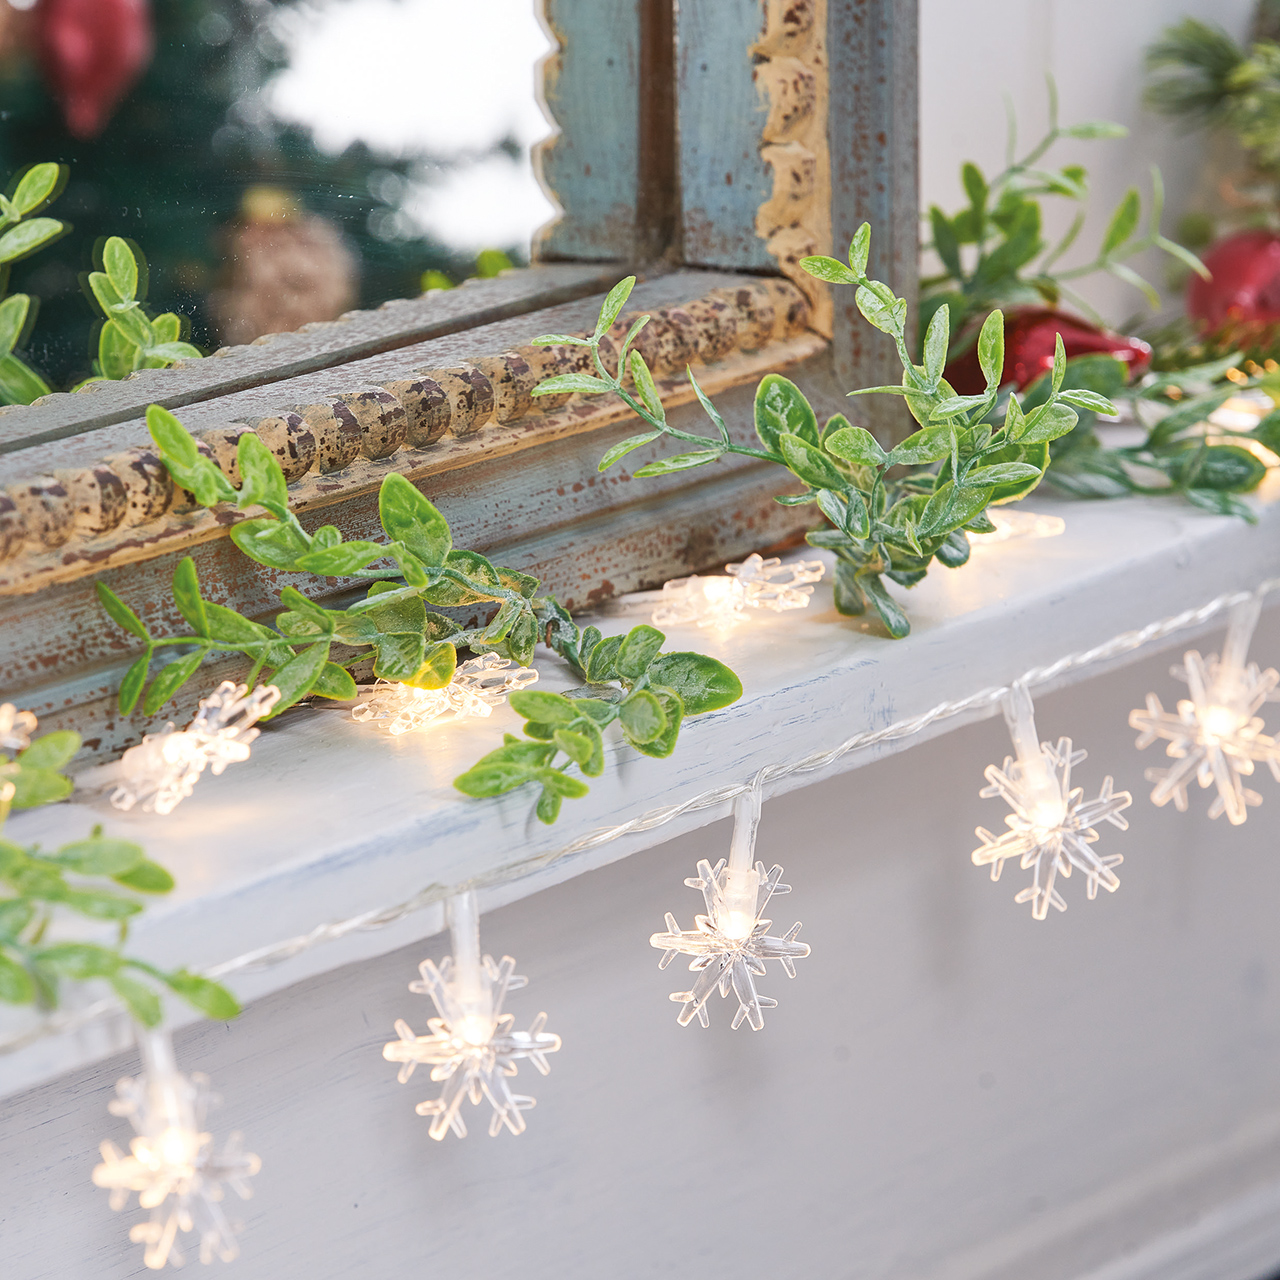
[0,0,491,386]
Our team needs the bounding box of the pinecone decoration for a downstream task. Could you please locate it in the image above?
[208,187,358,347]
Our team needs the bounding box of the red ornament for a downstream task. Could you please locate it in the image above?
[35,0,154,140]
[944,308,1152,396]
[1187,230,1280,331]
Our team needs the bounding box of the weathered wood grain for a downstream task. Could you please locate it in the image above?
[0,265,624,456]
[828,0,920,440]
[534,0,644,261]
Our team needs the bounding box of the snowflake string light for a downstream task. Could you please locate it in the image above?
[383,891,560,1140]
[111,681,281,815]
[0,702,37,753]
[351,652,537,736]
[650,775,809,1029]
[92,1029,259,1270]
[652,553,825,631]
[974,684,1132,919]
[1130,596,1280,824]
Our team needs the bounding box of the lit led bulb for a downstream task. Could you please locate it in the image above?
[352,652,538,735]
[110,681,280,815]
[383,891,560,1140]
[652,553,824,631]
[651,774,810,1029]
[974,683,1132,919]
[1131,595,1280,823]
[93,1027,259,1270]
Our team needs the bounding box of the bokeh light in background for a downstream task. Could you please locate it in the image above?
[266,0,555,253]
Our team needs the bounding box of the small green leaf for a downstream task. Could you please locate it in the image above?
[172,557,207,634]
[0,293,30,356]
[860,573,910,638]
[50,835,143,876]
[162,969,240,1020]
[1019,402,1078,444]
[0,216,62,264]
[585,635,622,683]
[236,431,289,512]
[1063,120,1127,139]
[779,432,846,489]
[552,727,594,768]
[97,319,135,380]
[531,372,612,395]
[295,540,387,577]
[0,952,33,1003]
[12,162,62,215]
[964,462,1042,486]
[142,650,205,715]
[60,889,142,920]
[0,899,34,941]
[1058,388,1119,416]
[596,430,660,471]
[1101,188,1141,256]
[118,651,150,713]
[102,237,138,300]
[454,761,537,797]
[96,581,149,640]
[755,375,819,452]
[110,973,162,1027]
[855,283,907,336]
[922,303,950,383]
[230,517,311,569]
[848,223,871,277]
[616,624,665,678]
[311,662,358,700]
[596,275,636,336]
[510,689,578,726]
[825,425,886,467]
[627,688,683,758]
[261,642,329,717]
[535,789,563,824]
[961,162,988,213]
[113,860,175,894]
[629,350,665,421]
[533,768,591,798]
[633,450,722,477]
[35,942,119,978]
[530,333,592,346]
[18,730,80,772]
[0,353,51,404]
[646,653,743,714]
[8,766,72,810]
[619,688,667,743]
[800,255,858,284]
[977,309,1005,389]
[887,426,953,466]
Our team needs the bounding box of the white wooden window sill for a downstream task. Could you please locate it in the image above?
[3,481,1278,1099]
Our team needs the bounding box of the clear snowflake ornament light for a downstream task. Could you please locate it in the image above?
[652,553,825,631]
[382,891,560,1140]
[974,683,1132,920]
[650,773,810,1029]
[111,681,281,815]
[92,1027,260,1270]
[351,652,538,736]
[1130,595,1280,824]
[0,701,37,753]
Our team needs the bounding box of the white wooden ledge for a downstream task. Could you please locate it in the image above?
[4,475,1279,1098]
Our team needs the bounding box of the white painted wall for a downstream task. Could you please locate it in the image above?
[8,621,1280,1280]
[920,0,1258,324]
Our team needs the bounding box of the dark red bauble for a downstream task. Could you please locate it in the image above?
[35,0,154,140]
[1186,230,1280,331]
[943,308,1152,396]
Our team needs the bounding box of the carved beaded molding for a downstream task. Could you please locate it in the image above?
[754,0,832,338]
[0,278,823,594]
